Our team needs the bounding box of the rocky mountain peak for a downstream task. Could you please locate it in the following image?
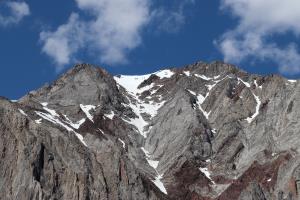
[20,63,124,112]
[1,61,300,200]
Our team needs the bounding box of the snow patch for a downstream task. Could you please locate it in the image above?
[183,71,190,76]
[197,94,206,104]
[267,178,272,182]
[98,128,105,134]
[40,103,59,117]
[150,85,163,95]
[80,104,96,122]
[199,167,215,184]
[155,70,174,79]
[41,102,48,107]
[246,92,261,123]
[36,109,87,146]
[118,138,126,149]
[194,74,212,80]
[122,101,149,137]
[141,147,160,169]
[35,118,42,124]
[195,76,229,119]
[288,80,297,83]
[152,174,168,194]
[238,78,251,88]
[206,83,217,91]
[64,115,86,129]
[104,111,115,120]
[36,111,73,131]
[196,93,211,119]
[122,98,165,138]
[141,147,149,155]
[148,160,159,169]
[187,89,196,96]
[18,109,27,116]
[194,74,220,80]
[254,80,262,89]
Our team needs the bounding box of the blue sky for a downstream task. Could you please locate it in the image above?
[1,0,300,99]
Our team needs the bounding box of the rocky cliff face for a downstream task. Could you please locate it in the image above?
[0,62,299,200]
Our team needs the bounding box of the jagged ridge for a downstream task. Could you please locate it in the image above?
[0,61,299,200]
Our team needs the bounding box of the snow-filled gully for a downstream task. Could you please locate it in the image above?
[236,78,262,123]
[115,71,236,194]
[114,70,174,194]
[115,72,262,194]
[245,92,261,123]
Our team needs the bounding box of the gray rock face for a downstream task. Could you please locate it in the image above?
[1,61,300,200]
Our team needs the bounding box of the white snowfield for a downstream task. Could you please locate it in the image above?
[114,69,174,94]
[114,70,170,138]
[121,98,165,138]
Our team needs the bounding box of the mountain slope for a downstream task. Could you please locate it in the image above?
[1,62,299,200]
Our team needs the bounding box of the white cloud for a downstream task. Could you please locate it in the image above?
[0,1,30,26]
[40,0,151,69]
[40,0,196,70]
[151,8,185,33]
[151,0,195,33]
[216,0,300,75]
[40,14,86,70]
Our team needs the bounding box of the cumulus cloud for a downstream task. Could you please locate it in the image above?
[216,0,300,75]
[40,0,195,70]
[40,0,151,69]
[40,14,86,70]
[0,1,30,26]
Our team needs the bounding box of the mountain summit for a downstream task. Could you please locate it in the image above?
[0,61,299,200]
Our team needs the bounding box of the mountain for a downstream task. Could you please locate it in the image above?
[0,61,299,200]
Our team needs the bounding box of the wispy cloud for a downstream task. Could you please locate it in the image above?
[151,0,195,33]
[215,0,300,75]
[40,0,151,70]
[0,1,30,27]
[40,14,86,70]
